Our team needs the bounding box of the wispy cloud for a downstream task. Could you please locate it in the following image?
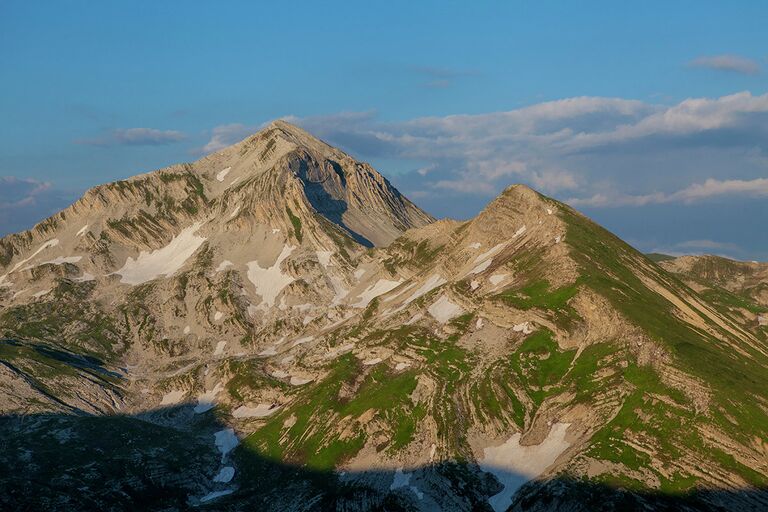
[410,65,476,89]
[650,239,743,259]
[689,54,761,75]
[76,128,185,147]
[568,177,768,207]
[0,177,77,237]
[198,123,256,153]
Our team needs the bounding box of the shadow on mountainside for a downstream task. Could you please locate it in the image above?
[2,406,768,512]
[291,155,375,248]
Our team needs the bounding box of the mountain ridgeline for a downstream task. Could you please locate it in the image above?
[1,122,767,511]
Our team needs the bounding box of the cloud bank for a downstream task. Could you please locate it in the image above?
[257,92,767,215]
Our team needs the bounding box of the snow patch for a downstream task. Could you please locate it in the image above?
[390,468,423,500]
[214,428,239,462]
[228,205,240,219]
[428,296,464,323]
[216,260,233,272]
[470,259,493,275]
[259,346,277,356]
[476,318,485,329]
[468,242,481,249]
[513,322,534,335]
[489,273,508,286]
[1,239,59,285]
[200,489,233,503]
[403,274,447,305]
[233,403,280,418]
[513,225,527,238]
[216,167,231,182]
[470,280,480,290]
[363,357,382,366]
[353,267,367,279]
[76,225,89,237]
[194,382,224,414]
[246,245,295,307]
[183,325,191,335]
[22,255,83,271]
[473,243,506,264]
[395,362,411,371]
[316,250,333,267]
[114,223,206,285]
[160,390,186,405]
[213,466,235,483]
[214,311,224,321]
[74,271,95,282]
[290,376,313,386]
[353,279,403,308]
[481,422,571,512]
[292,335,314,347]
[214,341,226,355]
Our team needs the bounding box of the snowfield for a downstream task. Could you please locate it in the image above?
[353,279,403,307]
[402,274,447,305]
[481,422,571,512]
[246,245,295,307]
[214,428,239,462]
[0,238,60,285]
[114,223,206,285]
[160,389,186,405]
[194,382,224,414]
[216,167,231,182]
[428,296,464,323]
[213,466,235,483]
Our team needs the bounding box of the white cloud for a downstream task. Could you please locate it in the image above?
[568,177,768,207]
[563,92,768,149]
[76,128,185,146]
[689,55,761,75]
[199,123,257,153]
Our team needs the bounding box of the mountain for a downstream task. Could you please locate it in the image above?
[2,123,768,511]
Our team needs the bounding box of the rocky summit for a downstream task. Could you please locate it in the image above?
[1,122,767,511]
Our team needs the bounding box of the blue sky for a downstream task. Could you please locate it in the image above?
[1,1,767,259]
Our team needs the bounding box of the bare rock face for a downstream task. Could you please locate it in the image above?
[1,123,768,511]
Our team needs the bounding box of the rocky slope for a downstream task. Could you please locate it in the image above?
[1,123,767,511]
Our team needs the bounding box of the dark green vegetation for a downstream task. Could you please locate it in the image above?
[243,353,419,470]
[286,206,303,243]
[0,280,123,360]
[560,205,768,487]
[0,338,122,412]
[496,279,579,328]
[382,237,444,273]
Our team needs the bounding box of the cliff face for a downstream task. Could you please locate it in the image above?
[1,124,767,511]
